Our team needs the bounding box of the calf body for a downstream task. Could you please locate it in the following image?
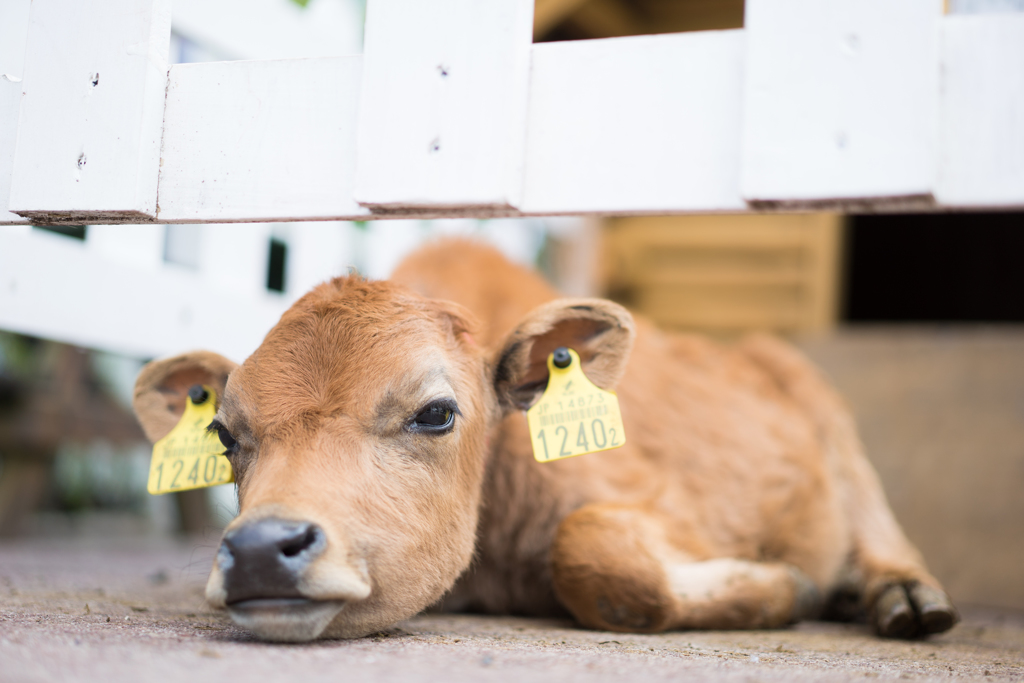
[134,240,957,642]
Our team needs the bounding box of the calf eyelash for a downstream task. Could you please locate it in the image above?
[207,420,239,454]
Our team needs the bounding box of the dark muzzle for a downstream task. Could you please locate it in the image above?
[219,518,326,604]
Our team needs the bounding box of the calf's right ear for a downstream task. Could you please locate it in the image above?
[133,351,238,443]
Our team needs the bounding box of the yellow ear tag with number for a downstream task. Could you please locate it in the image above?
[527,348,626,463]
[147,386,234,495]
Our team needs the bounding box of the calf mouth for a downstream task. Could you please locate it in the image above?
[227,597,345,642]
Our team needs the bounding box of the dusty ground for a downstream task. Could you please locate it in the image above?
[1,537,1022,683]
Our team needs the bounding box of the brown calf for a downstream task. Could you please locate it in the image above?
[133,239,958,642]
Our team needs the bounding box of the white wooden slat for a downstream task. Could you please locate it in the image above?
[198,224,275,299]
[86,225,165,270]
[936,13,1024,208]
[741,0,943,206]
[7,0,171,223]
[0,229,287,362]
[156,57,369,223]
[520,30,745,215]
[0,0,32,225]
[353,0,534,210]
[285,223,354,297]
[7,9,1024,223]
[362,220,427,279]
[164,224,203,268]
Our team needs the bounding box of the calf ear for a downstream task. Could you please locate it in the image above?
[493,298,636,411]
[133,351,238,443]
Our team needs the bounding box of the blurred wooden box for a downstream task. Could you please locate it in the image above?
[603,214,843,335]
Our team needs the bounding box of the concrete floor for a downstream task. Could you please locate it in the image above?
[1,538,1022,683]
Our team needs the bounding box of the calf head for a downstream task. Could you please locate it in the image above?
[133,276,634,641]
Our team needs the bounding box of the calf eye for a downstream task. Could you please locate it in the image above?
[411,400,457,434]
[208,420,238,454]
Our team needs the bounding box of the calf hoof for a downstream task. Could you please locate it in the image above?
[910,583,960,635]
[873,582,960,639]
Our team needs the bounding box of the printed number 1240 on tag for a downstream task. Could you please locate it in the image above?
[527,348,626,463]
[147,386,234,495]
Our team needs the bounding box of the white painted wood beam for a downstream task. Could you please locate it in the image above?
[0,229,287,361]
[520,30,745,215]
[7,0,172,224]
[156,57,370,223]
[5,6,1024,224]
[0,0,32,224]
[741,0,944,208]
[936,13,1024,208]
[353,0,535,211]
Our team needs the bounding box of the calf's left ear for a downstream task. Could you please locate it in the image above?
[493,298,636,411]
[133,350,238,442]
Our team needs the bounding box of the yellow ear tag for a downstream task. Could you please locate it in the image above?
[527,348,626,463]
[147,386,234,495]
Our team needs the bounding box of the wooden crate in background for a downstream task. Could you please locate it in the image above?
[603,214,843,336]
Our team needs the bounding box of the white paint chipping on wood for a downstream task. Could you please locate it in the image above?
[157,57,370,223]
[741,0,944,206]
[354,0,534,210]
[521,30,745,215]
[0,0,32,225]
[936,14,1024,207]
[7,0,172,222]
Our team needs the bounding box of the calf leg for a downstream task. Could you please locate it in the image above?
[841,449,960,638]
[739,335,959,638]
[551,504,821,633]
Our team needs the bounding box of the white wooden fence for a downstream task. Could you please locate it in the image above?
[0,219,549,361]
[1,0,1023,360]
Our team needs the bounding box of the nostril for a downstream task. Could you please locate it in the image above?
[280,524,321,558]
[221,518,326,605]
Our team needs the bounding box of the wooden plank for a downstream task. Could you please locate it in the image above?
[157,57,370,223]
[201,224,274,298]
[636,288,805,332]
[607,214,813,248]
[0,0,32,224]
[631,269,808,287]
[286,223,355,296]
[936,13,1024,208]
[803,214,843,331]
[7,0,171,223]
[353,0,534,210]
[0,229,287,362]
[741,0,943,207]
[6,11,1024,223]
[86,225,165,270]
[521,30,745,215]
[604,213,842,334]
